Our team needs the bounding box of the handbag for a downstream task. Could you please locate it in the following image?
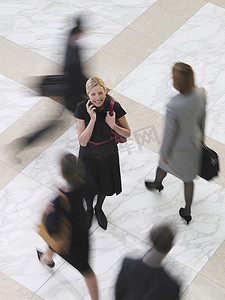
[37,190,72,255]
[109,99,127,143]
[199,142,219,181]
[39,74,68,97]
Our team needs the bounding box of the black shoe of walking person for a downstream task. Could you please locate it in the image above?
[94,206,107,230]
[145,181,164,192]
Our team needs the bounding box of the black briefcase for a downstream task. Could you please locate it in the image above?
[39,75,68,97]
[199,142,219,181]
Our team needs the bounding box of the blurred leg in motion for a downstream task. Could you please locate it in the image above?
[85,196,95,228]
[82,269,99,300]
[95,194,107,230]
[145,167,167,192]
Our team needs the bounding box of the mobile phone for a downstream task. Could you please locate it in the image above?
[88,100,97,109]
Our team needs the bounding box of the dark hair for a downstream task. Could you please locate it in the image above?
[69,16,83,37]
[173,62,195,94]
[150,224,175,254]
[60,153,84,185]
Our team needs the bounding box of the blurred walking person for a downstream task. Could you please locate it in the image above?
[37,153,98,300]
[63,15,88,113]
[145,62,206,224]
[115,223,180,300]
[9,15,88,159]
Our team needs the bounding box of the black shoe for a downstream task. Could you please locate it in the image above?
[37,250,55,268]
[145,181,164,192]
[94,207,107,230]
[86,207,93,229]
[179,208,192,225]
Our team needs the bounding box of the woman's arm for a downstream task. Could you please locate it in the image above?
[200,90,206,138]
[159,103,178,162]
[105,112,131,138]
[77,100,96,147]
[77,118,95,147]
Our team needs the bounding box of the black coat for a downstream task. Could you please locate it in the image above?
[63,40,87,112]
[115,258,180,300]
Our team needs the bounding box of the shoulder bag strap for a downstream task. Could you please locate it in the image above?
[109,99,115,116]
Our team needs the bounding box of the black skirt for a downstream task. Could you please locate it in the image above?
[79,140,122,197]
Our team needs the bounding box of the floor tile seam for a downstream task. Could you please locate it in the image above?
[102,221,208,277]
[112,89,225,149]
[162,40,225,75]
[128,133,225,188]
[207,0,225,9]
[0,272,36,300]
[106,165,159,218]
[30,261,67,297]
[70,4,131,29]
[0,158,61,194]
[91,221,199,297]
[126,0,207,42]
[206,91,225,112]
[2,2,53,43]
[195,272,225,291]
[20,169,62,193]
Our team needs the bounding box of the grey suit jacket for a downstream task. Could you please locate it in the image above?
[159,87,206,181]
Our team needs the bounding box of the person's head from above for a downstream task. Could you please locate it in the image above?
[60,153,84,187]
[172,62,195,94]
[69,15,85,41]
[86,77,107,108]
[150,223,175,255]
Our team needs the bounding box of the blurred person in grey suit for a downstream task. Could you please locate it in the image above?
[115,223,180,300]
[145,62,206,224]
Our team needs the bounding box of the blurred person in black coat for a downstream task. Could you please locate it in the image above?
[9,16,88,159]
[37,153,99,300]
[115,224,180,300]
[63,15,88,113]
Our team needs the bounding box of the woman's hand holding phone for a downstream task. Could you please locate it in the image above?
[86,100,96,121]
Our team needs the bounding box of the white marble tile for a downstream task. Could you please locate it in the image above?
[205,93,225,144]
[165,3,225,71]
[0,1,50,37]
[0,75,41,134]
[22,123,80,191]
[6,2,124,65]
[77,14,125,63]
[5,1,84,65]
[0,173,65,292]
[74,0,157,27]
[37,223,195,299]
[109,172,225,272]
[114,43,225,115]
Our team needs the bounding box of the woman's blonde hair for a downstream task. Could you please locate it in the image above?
[86,77,106,95]
[173,62,195,94]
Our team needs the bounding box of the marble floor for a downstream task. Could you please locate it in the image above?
[1,0,225,299]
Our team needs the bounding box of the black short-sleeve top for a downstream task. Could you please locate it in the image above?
[74,94,126,143]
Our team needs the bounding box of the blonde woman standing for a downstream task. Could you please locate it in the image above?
[75,77,131,230]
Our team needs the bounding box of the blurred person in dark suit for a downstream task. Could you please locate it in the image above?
[8,16,88,159]
[115,224,180,300]
[63,15,88,113]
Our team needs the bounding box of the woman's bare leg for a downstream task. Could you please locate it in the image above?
[82,269,99,300]
[40,246,55,264]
